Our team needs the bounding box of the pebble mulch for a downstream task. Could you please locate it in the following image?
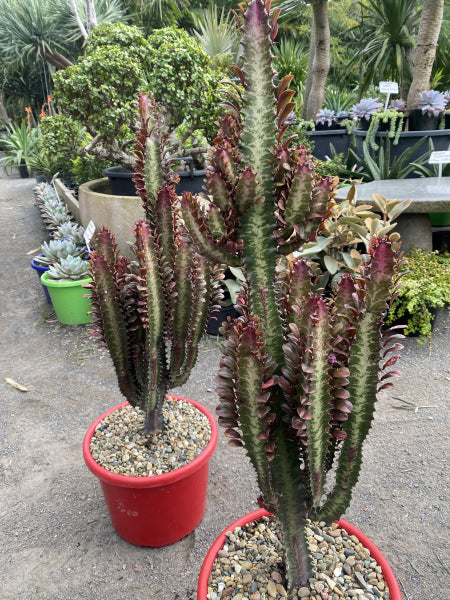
[89,396,211,476]
[207,516,390,600]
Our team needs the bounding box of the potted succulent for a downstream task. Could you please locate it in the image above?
[180,1,403,597]
[305,109,352,161]
[409,89,446,131]
[40,256,92,325]
[314,108,337,130]
[385,248,450,338]
[350,97,383,130]
[82,93,219,547]
[32,239,88,304]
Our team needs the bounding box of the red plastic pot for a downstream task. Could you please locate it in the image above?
[197,508,402,600]
[83,397,218,547]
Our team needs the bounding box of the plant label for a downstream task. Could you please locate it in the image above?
[429,151,450,164]
[379,82,399,111]
[379,82,399,94]
[429,151,450,177]
[84,220,96,251]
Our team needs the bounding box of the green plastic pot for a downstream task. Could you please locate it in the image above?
[429,212,450,226]
[41,272,92,325]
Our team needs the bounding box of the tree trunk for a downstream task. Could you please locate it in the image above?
[303,1,330,121]
[301,10,316,120]
[407,0,444,111]
[0,93,11,126]
[69,0,88,39]
[41,46,74,70]
[85,0,98,35]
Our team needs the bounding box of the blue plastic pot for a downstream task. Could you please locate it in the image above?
[31,256,51,303]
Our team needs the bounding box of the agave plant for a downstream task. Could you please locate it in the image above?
[86,93,221,435]
[181,0,403,587]
[46,255,89,281]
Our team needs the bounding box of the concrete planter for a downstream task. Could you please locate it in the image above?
[78,178,145,257]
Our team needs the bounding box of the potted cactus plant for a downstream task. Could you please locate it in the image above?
[181,1,403,597]
[81,93,219,547]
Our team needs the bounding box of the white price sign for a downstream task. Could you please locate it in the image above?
[429,151,450,177]
[84,220,96,251]
[379,81,399,94]
[429,151,450,164]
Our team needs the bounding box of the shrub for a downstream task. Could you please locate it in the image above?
[386,248,450,337]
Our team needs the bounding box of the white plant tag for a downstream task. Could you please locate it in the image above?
[84,220,96,252]
[429,151,450,178]
[429,151,450,164]
[379,82,399,94]
[379,82,399,111]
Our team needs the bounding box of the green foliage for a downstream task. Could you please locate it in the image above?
[71,154,112,184]
[349,0,420,96]
[323,86,358,113]
[146,27,224,142]
[364,110,405,151]
[53,43,146,142]
[39,114,87,179]
[341,135,430,182]
[52,23,224,168]
[193,4,239,64]
[273,36,308,99]
[0,0,78,69]
[386,248,450,337]
[0,120,41,174]
[297,188,410,291]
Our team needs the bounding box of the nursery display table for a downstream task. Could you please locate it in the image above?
[336,177,450,252]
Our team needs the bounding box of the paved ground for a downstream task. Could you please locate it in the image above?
[0,170,448,600]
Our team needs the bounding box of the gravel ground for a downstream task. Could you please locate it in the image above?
[0,170,448,600]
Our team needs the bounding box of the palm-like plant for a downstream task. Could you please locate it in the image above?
[0,0,76,70]
[193,4,239,63]
[0,0,126,71]
[181,0,403,587]
[350,0,420,97]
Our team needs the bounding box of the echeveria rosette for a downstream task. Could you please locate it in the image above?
[414,89,446,116]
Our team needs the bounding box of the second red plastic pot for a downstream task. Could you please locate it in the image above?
[197,508,402,600]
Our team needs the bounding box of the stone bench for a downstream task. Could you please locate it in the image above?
[335,177,450,252]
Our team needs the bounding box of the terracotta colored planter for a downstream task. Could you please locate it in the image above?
[83,397,218,547]
[197,508,402,600]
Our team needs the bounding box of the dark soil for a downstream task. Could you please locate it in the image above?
[0,170,448,600]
